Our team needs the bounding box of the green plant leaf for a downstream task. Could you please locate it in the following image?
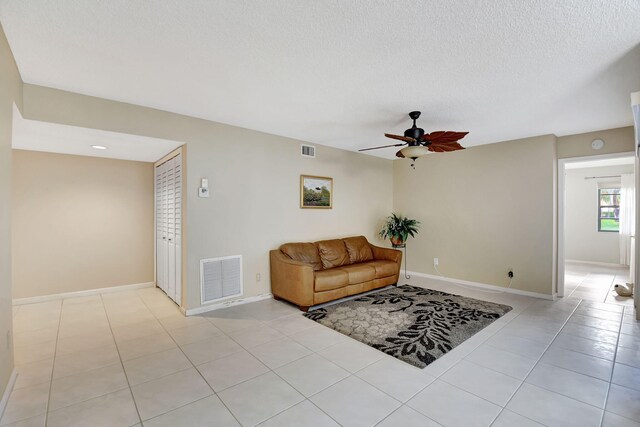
[379,213,420,243]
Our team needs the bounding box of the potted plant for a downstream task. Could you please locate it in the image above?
[379,213,420,247]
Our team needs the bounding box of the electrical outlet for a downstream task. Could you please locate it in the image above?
[433,258,439,266]
[256,273,261,282]
[508,270,514,278]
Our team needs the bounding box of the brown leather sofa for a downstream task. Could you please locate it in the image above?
[270,236,402,311]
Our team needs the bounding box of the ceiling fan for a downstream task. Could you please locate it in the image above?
[359,111,468,168]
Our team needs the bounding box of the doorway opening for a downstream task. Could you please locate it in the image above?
[558,152,635,307]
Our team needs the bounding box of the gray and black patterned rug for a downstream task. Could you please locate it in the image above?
[304,284,512,368]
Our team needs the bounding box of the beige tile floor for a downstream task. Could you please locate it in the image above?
[564,261,634,307]
[2,273,639,427]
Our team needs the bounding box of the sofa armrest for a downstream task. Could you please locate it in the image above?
[370,244,402,264]
[269,250,315,307]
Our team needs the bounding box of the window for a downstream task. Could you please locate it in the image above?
[598,188,620,232]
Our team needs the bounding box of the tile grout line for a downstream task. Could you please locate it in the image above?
[42,300,63,427]
[204,304,346,426]
[537,315,627,383]
[134,288,245,427]
[367,291,541,423]
[206,304,350,426]
[206,300,384,426]
[373,405,444,427]
[98,293,145,426]
[138,394,216,425]
[487,298,584,425]
[431,318,542,424]
[308,296,536,424]
[540,336,618,364]
[602,272,618,304]
[505,300,622,422]
[597,306,625,427]
[381,280,544,425]
[257,343,383,425]
[429,301,549,382]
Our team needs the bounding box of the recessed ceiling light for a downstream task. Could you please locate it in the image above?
[91,145,108,150]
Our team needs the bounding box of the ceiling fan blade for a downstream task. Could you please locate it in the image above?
[358,143,406,152]
[385,133,416,143]
[428,141,465,152]
[423,131,469,144]
[395,150,405,158]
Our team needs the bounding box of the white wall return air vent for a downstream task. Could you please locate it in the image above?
[200,255,243,304]
[301,144,315,158]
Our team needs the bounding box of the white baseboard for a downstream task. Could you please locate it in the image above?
[12,282,156,305]
[0,369,17,420]
[565,259,628,268]
[185,293,273,316]
[406,271,555,301]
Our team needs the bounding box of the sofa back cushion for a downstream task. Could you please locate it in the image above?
[316,239,350,269]
[280,242,323,271]
[343,236,374,264]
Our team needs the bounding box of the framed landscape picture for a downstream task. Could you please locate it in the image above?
[300,175,333,209]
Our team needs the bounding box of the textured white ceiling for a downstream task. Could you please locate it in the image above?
[1,1,639,159]
[12,106,182,162]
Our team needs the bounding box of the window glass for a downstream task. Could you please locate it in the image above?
[598,188,620,232]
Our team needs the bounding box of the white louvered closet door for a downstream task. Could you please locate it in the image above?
[166,157,176,301]
[155,163,164,293]
[173,156,182,305]
[155,153,182,305]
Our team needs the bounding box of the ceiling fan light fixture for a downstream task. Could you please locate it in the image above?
[400,146,429,159]
[357,111,468,169]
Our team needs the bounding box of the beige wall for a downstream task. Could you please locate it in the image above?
[557,127,635,159]
[20,85,394,310]
[394,135,557,296]
[17,85,633,306]
[186,135,392,309]
[11,150,154,298]
[0,23,22,399]
[565,164,633,264]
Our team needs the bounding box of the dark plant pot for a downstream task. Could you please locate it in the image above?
[390,236,405,248]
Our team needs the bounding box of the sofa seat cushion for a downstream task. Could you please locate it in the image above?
[343,236,374,264]
[316,239,350,269]
[365,260,399,278]
[338,264,376,285]
[280,242,323,271]
[314,269,349,292]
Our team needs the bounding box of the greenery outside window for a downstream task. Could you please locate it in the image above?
[598,188,620,232]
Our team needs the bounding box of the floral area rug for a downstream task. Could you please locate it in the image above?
[304,284,512,368]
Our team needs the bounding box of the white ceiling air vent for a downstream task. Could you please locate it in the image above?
[301,144,315,158]
[200,255,243,304]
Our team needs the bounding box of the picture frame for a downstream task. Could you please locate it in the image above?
[300,175,333,209]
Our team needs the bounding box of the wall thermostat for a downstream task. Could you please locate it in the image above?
[591,139,605,150]
[198,177,210,198]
